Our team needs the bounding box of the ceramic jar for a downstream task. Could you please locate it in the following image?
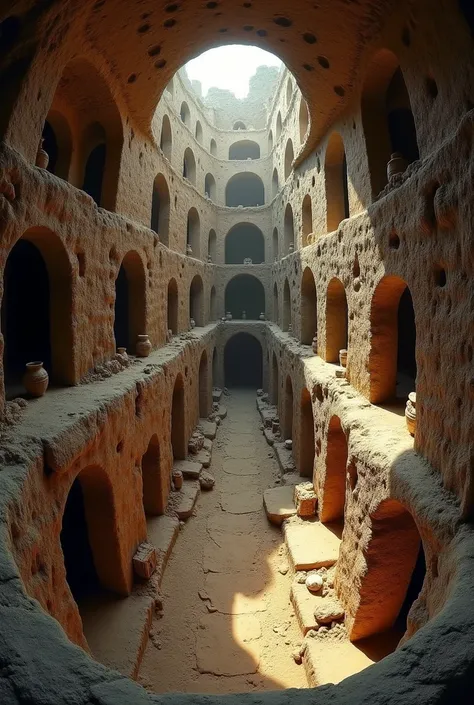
[207,254,212,263]
[288,243,294,254]
[36,139,49,169]
[23,361,49,397]
[387,152,408,181]
[190,318,196,329]
[405,392,417,436]
[186,244,193,255]
[312,336,318,354]
[136,334,152,357]
[226,311,232,321]
[339,348,348,367]
[117,347,127,358]
[172,469,183,490]
[259,312,265,321]
[242,311,247,320]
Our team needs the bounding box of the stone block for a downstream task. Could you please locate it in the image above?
[174,480,200,519]
[132,542,157,579]
[294,482,317,517]
[263,485,297,525]
[284,519,341,570]
[174,459,202,479]
[199,419,217,440]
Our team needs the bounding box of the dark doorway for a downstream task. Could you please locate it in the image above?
[396,544,426,632]
[225,275,265,320]
[397,287,417,396]
[114,265,129,349]
[225,173,264,207]
[225,223,265,264]
[42,121,58,174]
[224,333,262,388]
[83,143,106,205]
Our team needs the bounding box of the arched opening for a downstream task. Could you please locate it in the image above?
[284,375,293,441]
[83,139,106,206]
[272,168,279,199]
[167,278,178,335]
[160,114,172,160]
[208,229,217,261]
[284,139,294,180]
[210,286,217,320]
[286,77,293,106]
[300,267,317,345]
[224,333,262,387]
[350,499,423,641]
[271,352,279,405]
[273,283,279,324]
[61,465,125,607]
[151,173,170,247]
[141,435,165,516]
[319,415,348,523]
[189,275,204,327]
[459,0,474,36]
[210,138,217,156]
[171,374,186,460]
[268,130,273,153]
[180,101,191,127]
[212,348,218,386]
[283,203,295,254]
[2,228,74,393]
[225,223,265,264]
[325,277,348,363]
[233,120,246,130]
[166,78,174,95]
[225,173,264,207]
[199,350,209,417]
[362,50,419,199]
[276,112,282,140]
[300,388,315,478]
[325,132,350,232]
[272,228,279,261]
[42,112,73,180]
[204,173,216,201]
[114,251,146,352]
[228,140,261,160]
[299,98,309,144]
[186,207,201,258]
[183,147,196,185]
[283,279,291,332]
[195,120,203,143]
[302,194,313,246]
[224,274,265,320]
[369,276,417,403]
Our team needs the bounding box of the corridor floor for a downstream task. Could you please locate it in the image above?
[138,389,307,693]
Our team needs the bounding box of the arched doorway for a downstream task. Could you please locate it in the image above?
[225,223,265,264]
[183,148,196,185]
[284,139,294,180]
[273,283,279,324]
[325,277,348,363]
[199,350,209,417]
[271,352,279,406]
[114,251,146,352]
[151,173,170,246]
[225,173,264,207]
[189,274,204,326]
[224,334,263,388]
[141,435,165,515]
[205,173,216,201]
[195,120,203,143]
[212,348,218,386]
[186,208,200,258]
[272,168,279,199]
[83,140,106,206]
[276,112,282,140]
[272,228,279,261]
[284,203,295,254]
[210,286,217,321]
[325,133,349,231]
[171,374,186,460]
[229,140,260,160]
[299,98,309,144]
[300,388,315,478]
[300,267,317,345]
[42,111,72,180]
[268,130,273,153]
[318,415,348,523]
[283,279,291,331]
[160,114,172,160]
[284,375,293,441]
[167,278,178,335]
[180,101,191,126]
[302,194,313,246]
[210,138,217,156]
[224,274,265,320]
[208,229,217,261]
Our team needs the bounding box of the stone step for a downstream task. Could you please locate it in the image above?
[173,480,200,519]
[212,388,222,403]
[174,459,202,479]
[203,437,213,452]
[199,419,217,440]
[216,405,227,419]
[284,519,341,571]
[274,442,296,474]
[263,485,297,525]
[193,448,211,468]
[291,583,344,635]
[263,428,275,446]
[146,514,180,586]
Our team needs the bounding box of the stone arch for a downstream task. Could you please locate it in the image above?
[171,373,186,460]
[2,227,75,389]
[141,434,165,515]
[225,274,265,320]
[224,333,263,387]
[272,168,279,198]
[284,203,295,255]
[284,375,294,441]
[204,173,216,201]
[276,111,282,140]
[186,207,201,258]
[183,147,196,185]
[160,114,172,160]
[268,130,273,153]
[225,173,265,207]
[208,229,217,262]
[210,286,217,320]
[195,119,203,143]
[180,101,191,126]
[319,415,348,523]
[272,228,279,261]
[151,173,170,246]
[300,266,317,345]
[199,350,209,417]
[114,250,147,352]
[212,347,218,386]
[283,278,291,331]
[369,275,417,403]
[325,132,349,232]
[167,278,178,335]
[284,138,294,180]
[42,110,73,180]
[82,124,106,206]
[299,98,309,144]
[300,387,315,478]
[273,282,279,324]
[229,140,260,160]
[271,352,279,405]
[362,49,419,199]
[233,120,246,129]
[325,277,348,363]
[189,274,204,327]
[210,138,217,156]
[302,194,313,246]
[225,223,265,264]
[286,76,293,105]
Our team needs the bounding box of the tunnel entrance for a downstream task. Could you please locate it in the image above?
[83,143,106,206]
[224,333,262,388]
[225,223,265,264]
[224,274,265,320]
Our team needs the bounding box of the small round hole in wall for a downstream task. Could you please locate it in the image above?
[434,266,447,287]
[389,231,400,250]
[426,76,438,99]
[116,440,124,453]
[312,175,315,187]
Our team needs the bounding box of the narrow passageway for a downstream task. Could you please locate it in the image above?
[139,389,307,693]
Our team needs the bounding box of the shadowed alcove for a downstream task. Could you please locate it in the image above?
[224,333,263,387]
[171,374,186,460]
[325,133,349,232]
[325,277,348,363]
[229,140,260,160]
[300,266,317,344]
[225,223,265,264]
[224,274,265,320]
[225,173,264,207]
[114,251,146,352]
[141,435,165,515]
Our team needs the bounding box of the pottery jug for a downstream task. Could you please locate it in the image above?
[23,361,49,397]
[136,334,152,357]
[387,152,408,181]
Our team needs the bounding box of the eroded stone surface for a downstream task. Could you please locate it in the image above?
[263,486,297,525]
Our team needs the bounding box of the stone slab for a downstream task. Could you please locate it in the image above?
[216,405,227,419]
[203,532,259,573]
[203,438,213,452]
[207,512,260,537]
[220,490,262,514]
[224,445,257,460]
[274,442,296,474]
[194,448,211,468]
[204,572,267,614]
[199,419,217,440]
[197,613,261,676]
[174,459,202,479]
[174,480,200,519]
[263,428,275,446]
[290,582,319,635]
[223,458,260,476]
[263,485,297,525]
[212,389,222,402]
[146,514,179,585]
[282,472,301,486]
[284,520,341,571]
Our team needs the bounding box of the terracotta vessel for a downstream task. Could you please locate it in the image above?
[259,312,265,321]
[117,347,127,358]
[186,244,193,255]
[190,318,196,329]
[387,152,408,181]
[136,334,152,357]
[23,361,49,397]
[172,470,183,490]
[405,392,417,436]
[36,139,49,169]
[339,348,348,367]
[312,335,318,354]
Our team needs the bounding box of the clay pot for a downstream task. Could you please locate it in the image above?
[288,243,294,254]
[172,470,183,490]
[186,244,193,255]
[190,318,196,329]
[36,139,49,169]
[259,312,265,321]
[136,334,152,357]
[312,336,318,354]
[339,348,348,367]
[387,152,408,181]
[226,311,232,321]
[242,311,247,320]
[23,361,49,397]
[405,392,417,436]
[117,347,128,358]
[207,254,212,263]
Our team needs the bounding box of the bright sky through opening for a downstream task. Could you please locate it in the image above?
[186,45,282,99]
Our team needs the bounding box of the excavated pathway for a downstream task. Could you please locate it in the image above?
[138,389,307,694]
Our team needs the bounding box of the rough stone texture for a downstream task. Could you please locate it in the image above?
[284,520,341,570]
[173,459,203,480]
[170,481,200,520]
[294,483,318,517]
[263,486,297,525]
[313,597,345,624]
